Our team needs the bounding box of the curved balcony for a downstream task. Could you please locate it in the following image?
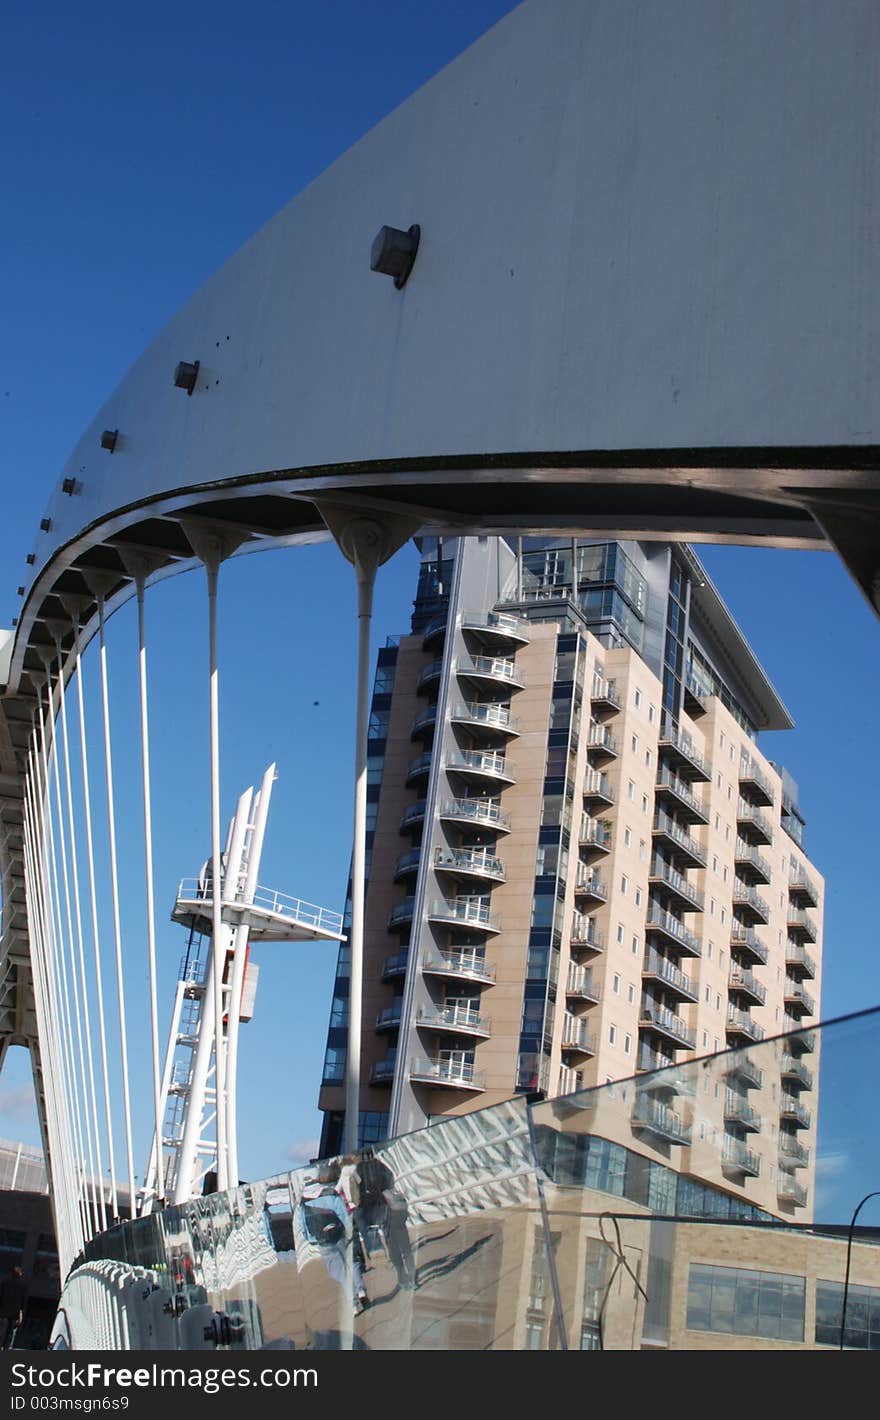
[411,704,437,741]
[574,870,608,904]
[570,916,605,956]
[582,771,615,807]
[399,799,427,834]
[439,795,511,834]
[787,907,817,943]
[406,752,433,785]
[410,1056,485,1091]
[722,1137,761,1178]
[649,858,705,913]
[723,1090,762,1132]
[434,845,505,883]
[394,848,422,881]
[422,949,495,987]
[730,926,768,967]
[579,816,613,856]
[734,840,772,885]
[726,1006,765,1044]
[785,943,816,980]
[732,881,770,925]
[780,1094,812,1129]
[645,906,701,958]
[780,1054,813,1090]
[736,801,774,846]
[388,898,415,930]
[376,1003,403,1032]
[779,1135,810,1169]
[783,981,815,1018]
[566,964,601,1003]
[654,769,709,824]
[652,810,706,869]
[422,616,447,649]
[642,949,698,1004]
[382,949,409,981]
[450,701,519,739]
[631,1096,692,1146]
[417,1004,491,1039]
[659,720,711,781]
[370,1058,397,1085]
[789,865,819,908]
[428,897,501,934]
[590,676,621,715]
[446,749,515,787]
[455,654,524,692]
[729,966,767,1006]
[739,758,776,807]
[587,723,619,761]
[417,658,444,692]
[461,610,529,648]
[560,1015,597,1056]
[639,1001,696,1050]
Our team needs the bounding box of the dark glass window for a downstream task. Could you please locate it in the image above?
[686,1264,804,1341]
[815,1280,880,1349]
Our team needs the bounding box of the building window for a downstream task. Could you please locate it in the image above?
[642,794,649,815]
[612,973,621,994]
[628,780,635,801]
[632,935,639,955]
[609,1024,617,1045]
[624,827,632,847]
[649,704,655,724]
[645,749,652,767]
[627,983,635,1003]
[617,923,624,943]
[624,1033,632,1055]
[634,888,642,907]
[639,839,647,862]
[621,875,628,895]
[635,688,642,709]
[631,734,638,753]
[816,1280,880,1349]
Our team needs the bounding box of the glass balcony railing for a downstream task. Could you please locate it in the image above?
[784,981,815,1017]
[587,723,619,756]
[631,1095,692,1145]
[639,1000,696,1050]
[369,1058,396,1084]
[409,1057,484,1089]
[736,800,774,845]
[399,799,427,833]
[461,610,529,645]
[428,897,500,932]
[439,796,511,831]
[388,898,415,929]
[777,1176,808,1207]
[376,1004,403,1031]
[422,949,495,984]
[728,966,767,1005]
[732,881,770,922]
[723,1090,762,1131]
[570,916,605,952]
[582,770,615,804]
[446,749,515,783]
[780,1054,813,1089]
[738,757,776,806]
[406,751,433,782]
[455,654,523,688]
[779,1135,810,1168]
[642,949,696,1001]
[649,856,705,911]
[382,950,409,980]
[787,907,817,942]
[789,864,820,907]
[434,846,505,881]
[724,1052,764,1091]
[579,816,613,852]
[730,926,768,966]
[566,964,601,1002]
[726,1006,765,1043]
[574,870,608,901]
[417,1004,491,1037]
[411,705,437,738]
[561,1016,597,1053]
[658,719,711,781]
[450,701,519,735]
[785,944,817,979]
[417,658,444,691]
[780,1093,812,1128]
[722,1136,761,1177]
[783,1021,816,1052]
[652,810,707,867]
[590,676,620,710]
[734,840,772,883]
[655,769,709,823]
[645,906,701,956]
[394,848,422,878]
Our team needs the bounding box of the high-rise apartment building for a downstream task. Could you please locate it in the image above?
[319,537,824,1219]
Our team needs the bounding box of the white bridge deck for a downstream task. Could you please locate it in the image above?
[172,879,345,944]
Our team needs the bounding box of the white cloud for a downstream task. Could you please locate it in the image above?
[285,1137,319,1167]
[0,1083,38,1122]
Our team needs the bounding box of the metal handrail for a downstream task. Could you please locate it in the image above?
[729,966,767,1004]
[733,881,770,917]
[653,809,706,863]
[722,1137,761,1174]
[655,768,707,818]
[590,676,620,706]
[645,907,701,955]
[649,857,705,909]
[575,870,608,899]
[659,719,709,776]
[429,897,500,929]
[417,1004,490,1033]
[583,770,614,801]
[434,846,505,878]
[727,1005,765,1041]
[175,877,344,936]
[632,1095,691,1143]
[724,1090,762,1128]
[410,1057,484,1087]
[588,723,619,753]
[643,948,694,997]
[730,927,768,964]
[566,964,600,998]
[450,701,518,731]
[440,796,511,829]
[640,1001,696,1048]
[455,654,521,682]
[423,949,495,981]
[462,610,528,638]
[446,749,511,777]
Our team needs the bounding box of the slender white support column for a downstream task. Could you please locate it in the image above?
[143,979,187,1198]
[96,597,137,1214]
[205,554,229,1191]
[73,626,118,1218]
[134,575,165,1204]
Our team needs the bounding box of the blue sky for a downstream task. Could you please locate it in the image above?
[1,0,878,1186]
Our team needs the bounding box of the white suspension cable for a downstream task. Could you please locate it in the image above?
[134,575,165,1204]
[96,596,137,1214]
[56,645,107,1233]
[72,624,119,1218]
[43,676,102,1237]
